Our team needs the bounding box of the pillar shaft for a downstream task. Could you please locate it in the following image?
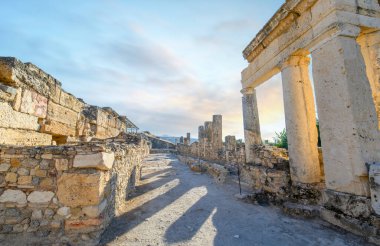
[212,115,223,150]
[281,55,321,184]
[242,88,262,163]
[312,27,380,196]
[358,30,380,129]
[204,121,213,144]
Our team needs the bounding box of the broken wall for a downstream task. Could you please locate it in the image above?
[0,57,127,146]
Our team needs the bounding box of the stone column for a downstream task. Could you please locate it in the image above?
[212,115,223,150]
[225,135,236,151]
[311,25,380,196]
[179,136,184,144]
[198,126,204,142]
[186,133,191,143]
[241,87,262,163]
[358,30,380,129]
[204,121,213,144]
[280,55,321,184]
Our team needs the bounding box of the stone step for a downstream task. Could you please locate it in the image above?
[282,202,321,218]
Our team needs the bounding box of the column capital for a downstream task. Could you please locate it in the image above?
[280,55,310,70]
[240,87,255,95]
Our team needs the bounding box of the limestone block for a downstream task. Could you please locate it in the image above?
[95,125,120,139]
[65,218,102,232]
[59,90,84,113]
[0,164,10,172]
[31,210,42,219]
[27,191,54,204]
[73,152,115,170]
[54,159,68,171]
[0,189,27,205]
[0,127,52,146]
[0,84,17,102]
[0,102,40,130]
[5,173,17,183]
[18,176,32,185]
[369,164,380,215]
[57,172,105,207]
[46,100,78,126]
[82,199,107,218]
[40,119,76,136]
[20,89,48,118]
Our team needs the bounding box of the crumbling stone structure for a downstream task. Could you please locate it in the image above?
[241,0,380,243]
[0,57,149,244]
[0,57,133,146]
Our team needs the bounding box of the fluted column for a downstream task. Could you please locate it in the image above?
[241,87,262,163]
[280,55,321,184]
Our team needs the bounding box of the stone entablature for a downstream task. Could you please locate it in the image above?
[0,57,131,146]
[0,135,149,245]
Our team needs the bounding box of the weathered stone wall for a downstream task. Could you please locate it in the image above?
[0,135,149,245]
[0,57,128,146]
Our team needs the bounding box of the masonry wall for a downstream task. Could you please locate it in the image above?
[0,136,149,245]
[0,57,127,146]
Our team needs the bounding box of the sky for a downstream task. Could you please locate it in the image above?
[1,0,286,141]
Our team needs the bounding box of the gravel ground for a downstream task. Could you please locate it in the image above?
[100,153,370,246]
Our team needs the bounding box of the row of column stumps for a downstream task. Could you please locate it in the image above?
[241,24,380,197]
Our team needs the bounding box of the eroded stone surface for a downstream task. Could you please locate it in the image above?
[27,191,54,204]
[0,189,27,205]
[73,152,115,170]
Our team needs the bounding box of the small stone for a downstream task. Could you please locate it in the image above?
[17,168,29,176]
[54,159,68,171]
[27,191,54,204]
[5,208,20,217]
[40,160,50,170]
[0,189,26,205]
[57,207,71,217]
[39,178,54,189]
[18,176,32,185]
[81,234,91,241]
[5,173,17,183]
[44,208,55,219]
[32,176,39,185]
[32,210,43,219]
[41,154,53,159]
[13,224,24,232]
[50,220,61,229]
[233,235,240,239]
[10,159,20,168]
[0,164,10,172]
[35,169,47,177]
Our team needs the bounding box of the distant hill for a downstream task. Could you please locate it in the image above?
[158,136,197,144]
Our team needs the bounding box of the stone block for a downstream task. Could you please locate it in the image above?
[35,169,47,177]
[46,100,78,126]
[10,159,20,168]
[59,90,84,113]
[82,199,107,218]
[54,159,68,171]
[65,218,102,232]
[40,119,76,137]
[73,152,115,170]
[18,176,32,185]
[17,168,29,175]
[27,191,54,204]
[57,172,105,207]
[0,189,27,205]
[19,89,48,118]
[0,128,52,146]
[0,102,40,130]
[369,163,380,215]
[39,178,54,190]
[57,206,71,217]
[322,189,371,218]
[0,164,10,172]
[5,173,17,183]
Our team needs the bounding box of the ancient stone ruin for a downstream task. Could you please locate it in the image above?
[1,0,380,245]
[0,57,149,244]
[178,0,380,244]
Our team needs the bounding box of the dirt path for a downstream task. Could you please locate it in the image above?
[100,154,369,246]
